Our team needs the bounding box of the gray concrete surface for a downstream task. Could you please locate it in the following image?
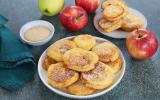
[0,0,160,100]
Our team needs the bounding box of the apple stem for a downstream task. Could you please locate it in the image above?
[138,33,143,38]
[44,9,49,14]
[136,28,148,40]
[76,14,83,22]
[76,16,81,22]
[135,27,143,38]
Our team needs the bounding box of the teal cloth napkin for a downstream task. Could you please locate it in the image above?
[0,15,36,91]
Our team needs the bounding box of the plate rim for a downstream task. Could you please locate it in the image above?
[38,36,126,99]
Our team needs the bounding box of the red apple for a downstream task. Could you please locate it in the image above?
[126,29,158,60]
[60,6,88,31]
[75,0,100,13]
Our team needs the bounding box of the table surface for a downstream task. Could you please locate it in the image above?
[0,0,160,100]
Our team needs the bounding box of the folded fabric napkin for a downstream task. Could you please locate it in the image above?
[0,15,36,91]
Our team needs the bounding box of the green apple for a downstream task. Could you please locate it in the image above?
[38,0,65,16]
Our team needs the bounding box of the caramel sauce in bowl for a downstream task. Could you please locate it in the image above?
[20,20,54,46]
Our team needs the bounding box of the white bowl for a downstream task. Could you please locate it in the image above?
[20,20,55,46]
[38,36,126,99]
[94,8,147,39]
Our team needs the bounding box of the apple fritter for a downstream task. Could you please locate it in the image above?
[92,42,119,63]
[67,80,95,96]
[102,0,128,10]
[99,18,122,32]
[102,4,126,21]
[107,57,123,73]
[74,34,96,50]
[43,56,57,70]
[121,12,144,32]
[81,62,114,89]
[48,62,79,88]
[63,48,99,72]
[47,40,77,61]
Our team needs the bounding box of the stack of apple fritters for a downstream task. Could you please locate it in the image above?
[99,0,144,32]
[42,34,123,96]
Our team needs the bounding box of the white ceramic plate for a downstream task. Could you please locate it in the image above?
[38,36,126,99]
[94,8,147,38]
